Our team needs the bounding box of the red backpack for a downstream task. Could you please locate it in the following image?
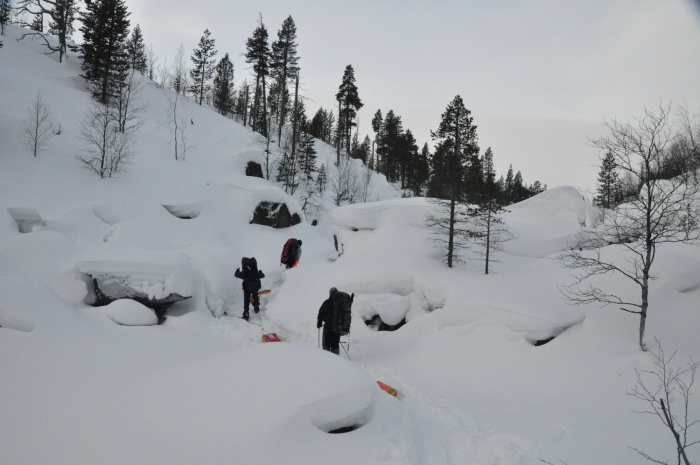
[280,238,297,265]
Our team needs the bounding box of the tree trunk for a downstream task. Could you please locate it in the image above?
[448,197,456,268]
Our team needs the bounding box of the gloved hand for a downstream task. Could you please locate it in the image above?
[236,268,240,273]
[316,321,322,329]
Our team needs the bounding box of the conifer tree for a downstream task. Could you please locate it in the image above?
[245,15,270,136]
[407,142,430,197]
[466,147,514,274]
[271,15,299,145]
[189,29,217,105]
[30,14,43,32]
[212,53,235,116]
[426,95,479,268]
[595,151,620,209]
[335,64,362,164]
[0,0,10,37]
[126,24,147,74]
[78,0,131,104]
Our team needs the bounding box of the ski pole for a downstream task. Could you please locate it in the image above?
[318,327,320,348]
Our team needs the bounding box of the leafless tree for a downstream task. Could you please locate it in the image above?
[357,164,374,203]
[77,101,135,177]
[21,91,53,157]
[628,339,699,465]
[164,89,190,161]
[556,101,700,351]
[329,158,362,206]
[145,44,159,81]
[112,68,146,134]
[170,44,189,96]
[16,0,77,63]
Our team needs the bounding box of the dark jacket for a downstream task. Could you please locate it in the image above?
[235,268,265,290]
[317,298,335,332]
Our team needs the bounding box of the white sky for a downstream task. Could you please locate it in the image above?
[122,0,700,192]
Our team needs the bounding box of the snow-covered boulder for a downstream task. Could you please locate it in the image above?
[105,299,158,326]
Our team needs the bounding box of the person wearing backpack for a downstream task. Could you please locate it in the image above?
[234,257,265,321]
[280,238,302,269]
[316,287,353,355]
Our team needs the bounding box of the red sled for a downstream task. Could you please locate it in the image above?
[376,380,398,397]
[261,333,282,343]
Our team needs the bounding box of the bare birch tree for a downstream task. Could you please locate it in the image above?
[628,339,699,465]
[556,101,700,351]
[77,101,134,177]
[22,91,53,157]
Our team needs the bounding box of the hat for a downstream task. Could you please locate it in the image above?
[329,287,337,295]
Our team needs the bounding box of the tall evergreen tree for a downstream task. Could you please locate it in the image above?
[426,95,479,268]
[245,15,270,136]
[407,142,430,197]
[0,0,10,38]
[335,64,363,164]
[189,29,217,105]
[595,151,620,209]
[271,15,299,146]
[78,0,131,104]
[212,53,235,116]
[126,24,147,74]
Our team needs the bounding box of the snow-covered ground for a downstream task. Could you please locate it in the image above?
[1,25,699,465]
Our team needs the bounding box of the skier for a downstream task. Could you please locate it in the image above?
[317,287,341,355]
[281,238,302,269]
[235,257,265,321]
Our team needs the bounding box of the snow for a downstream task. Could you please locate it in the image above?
[1,24,699,465]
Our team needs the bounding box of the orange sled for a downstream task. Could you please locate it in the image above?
[376,380,398,397]
[261,333,282,343]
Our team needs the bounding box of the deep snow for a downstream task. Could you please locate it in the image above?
[1,25,699,465]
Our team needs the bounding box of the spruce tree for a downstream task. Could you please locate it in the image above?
[426,95,479,268]
[0,0,9,37]
[271,15,299,145]
[335,65,363,164]
[78,0,131,104]
[595,151,620,209]
[212,53,235,116]
[126,24,147,74]
[245,16,270,136]
[189,29,217,105]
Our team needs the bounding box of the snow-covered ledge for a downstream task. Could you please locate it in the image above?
[76,250,193,308]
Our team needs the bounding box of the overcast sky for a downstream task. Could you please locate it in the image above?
[124,0,700,191]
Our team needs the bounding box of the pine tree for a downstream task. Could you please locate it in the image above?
[595,151,620,209]
[308,108,327,140]
[126,24,147,74]
[189,29,217,105]
[271,15,299,146]
[245,16,270,136]
[0,0,10,37]
[212,53,235,116]
[30,14,43,32]
[78,0,131,104]
[426,95,479,268]
[466,147,514,274]
[335,65,363,164]
[407,142,430,196]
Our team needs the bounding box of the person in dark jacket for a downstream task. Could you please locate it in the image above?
[317,287,341,355]
[234,257,265,321]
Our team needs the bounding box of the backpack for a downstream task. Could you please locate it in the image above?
[280,238,297,265]
[331,290,353,336]
[241,257,261,292]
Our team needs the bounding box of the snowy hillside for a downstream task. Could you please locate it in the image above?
[2,25,700,465]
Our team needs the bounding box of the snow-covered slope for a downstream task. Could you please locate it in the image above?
[1,25,699,465]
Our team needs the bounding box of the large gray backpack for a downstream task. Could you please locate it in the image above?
[331,290,353,336]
